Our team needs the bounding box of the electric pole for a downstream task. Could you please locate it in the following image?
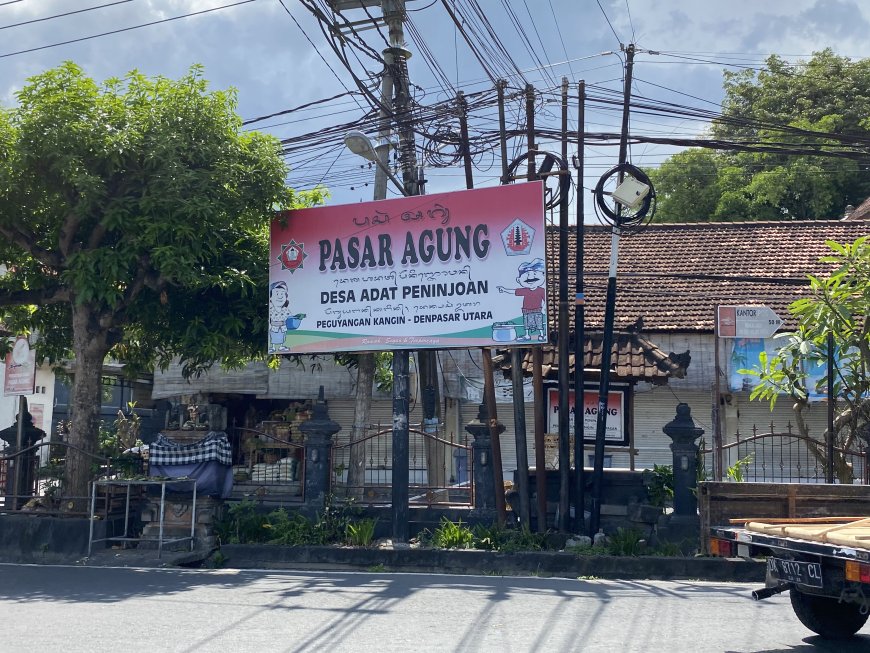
[381,0,415,543]
[329,0,418,542]
[590,43,635,536]
[573,79,586,533]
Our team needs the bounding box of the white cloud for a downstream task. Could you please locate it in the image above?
[0,0,868,209]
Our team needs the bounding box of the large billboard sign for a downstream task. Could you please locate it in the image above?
[269,182,547,353]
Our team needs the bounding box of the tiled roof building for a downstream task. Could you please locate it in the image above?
[546,219,869,334]
[504,220,869,383]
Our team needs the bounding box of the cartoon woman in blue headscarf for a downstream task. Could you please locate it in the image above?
[269,281,292,352]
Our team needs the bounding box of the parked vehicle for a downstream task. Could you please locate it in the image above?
[711,518,870,640]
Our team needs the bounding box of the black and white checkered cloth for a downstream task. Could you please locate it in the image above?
[149,431,232,466]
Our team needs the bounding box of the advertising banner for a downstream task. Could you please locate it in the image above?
[270,182,547,353]
[3,336,36,396]
[547,387,627,445]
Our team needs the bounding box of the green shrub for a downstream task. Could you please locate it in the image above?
[346,518,378,547]
[266,508,318,546]
[499,527,548,553]
[311,494,357,544]
[214,500,270,544]
[426,521,553,552]
[651,541,683,557]
[647,464,674,507]
[432,517,474,549]
[471,523,508,550]
[727,454,753,482]
[214,497,381,547]
[607,527,647,556]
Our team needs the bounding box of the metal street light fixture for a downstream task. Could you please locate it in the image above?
[343,131,408,197]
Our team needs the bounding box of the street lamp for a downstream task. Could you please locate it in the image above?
[343,131,407,197]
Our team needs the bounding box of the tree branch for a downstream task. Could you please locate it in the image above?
[0,285,69,307]
[0,223,63,268]
[87,222,107,250]
[116,255,165,311]
[58,211,82,258]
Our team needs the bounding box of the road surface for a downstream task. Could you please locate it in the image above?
[1,563,868,652]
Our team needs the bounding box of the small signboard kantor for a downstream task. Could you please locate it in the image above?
[717,305,783,339]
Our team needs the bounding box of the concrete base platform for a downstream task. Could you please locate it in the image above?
[219,543,766,582]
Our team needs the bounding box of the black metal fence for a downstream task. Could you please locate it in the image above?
[330,423,473,507]
[0,440,145,515]
[701,423,870,484]
[229,426,305,503]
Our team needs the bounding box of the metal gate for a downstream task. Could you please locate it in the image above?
[330,424,473,506]
[702,424,869,484]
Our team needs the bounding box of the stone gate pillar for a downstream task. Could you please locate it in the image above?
[465,402,504,523]
[300,387,340,514]
[662,403,704,518]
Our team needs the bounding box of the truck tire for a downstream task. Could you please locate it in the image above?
[790,589,869,639]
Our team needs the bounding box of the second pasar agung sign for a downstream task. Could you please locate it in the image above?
[270,182,547,353]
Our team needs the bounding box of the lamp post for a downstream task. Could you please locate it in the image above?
[343,131,407,198]
[344,129,413,542]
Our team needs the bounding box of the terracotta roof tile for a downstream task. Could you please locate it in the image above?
[850,197,870,220]
[494,331,689,383]
[545,220,869,332]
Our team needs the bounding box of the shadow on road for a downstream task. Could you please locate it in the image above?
[730,634,870,653]
[0,564,750,606]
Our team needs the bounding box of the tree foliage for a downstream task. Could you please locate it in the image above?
[649,50,870,222]
[0,63,322,502]
[744,236,870,480]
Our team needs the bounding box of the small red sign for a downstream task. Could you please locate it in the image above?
[717,306,737,337]
[4,337,36,396]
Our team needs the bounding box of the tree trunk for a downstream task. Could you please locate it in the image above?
[64,302,112,511]
[794,399,869,484]
[348,353,374,499]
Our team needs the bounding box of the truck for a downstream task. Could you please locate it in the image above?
[710,517,870,640]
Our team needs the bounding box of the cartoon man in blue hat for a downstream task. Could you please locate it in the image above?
[498,258,547,341]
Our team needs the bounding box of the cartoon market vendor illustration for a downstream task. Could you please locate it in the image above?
[497,258,547,341]
[269,280,293,352]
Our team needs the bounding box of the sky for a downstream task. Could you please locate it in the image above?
[2,0,870,221]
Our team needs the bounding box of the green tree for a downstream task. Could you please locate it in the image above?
[745,236,870,482]
[647,149,721,222]
[651,50,870,222]
[0,63,321,504]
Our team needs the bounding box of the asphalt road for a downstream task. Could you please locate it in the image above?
[1,564,869,653]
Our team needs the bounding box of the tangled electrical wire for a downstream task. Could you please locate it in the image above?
[504,149,571,211]
[592,162,656,233]
[422,122,463,167]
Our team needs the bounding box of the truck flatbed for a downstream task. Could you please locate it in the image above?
[711,522,870,562]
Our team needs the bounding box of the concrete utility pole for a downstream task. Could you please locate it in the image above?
[386,0,421,543]
[573,80,586,533]
[346,9,397,498]
[330,0,418,541]
[589,43,635,536]
[378,0,415,543]
[350,0,421,541]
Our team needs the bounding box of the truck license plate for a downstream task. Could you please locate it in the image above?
[768,558,823,588]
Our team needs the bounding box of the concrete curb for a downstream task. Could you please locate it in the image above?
[220,544,767,582]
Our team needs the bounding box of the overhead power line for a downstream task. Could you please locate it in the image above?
[0,0,134,31]
[596,0,622,46]
[0,0,256,59]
